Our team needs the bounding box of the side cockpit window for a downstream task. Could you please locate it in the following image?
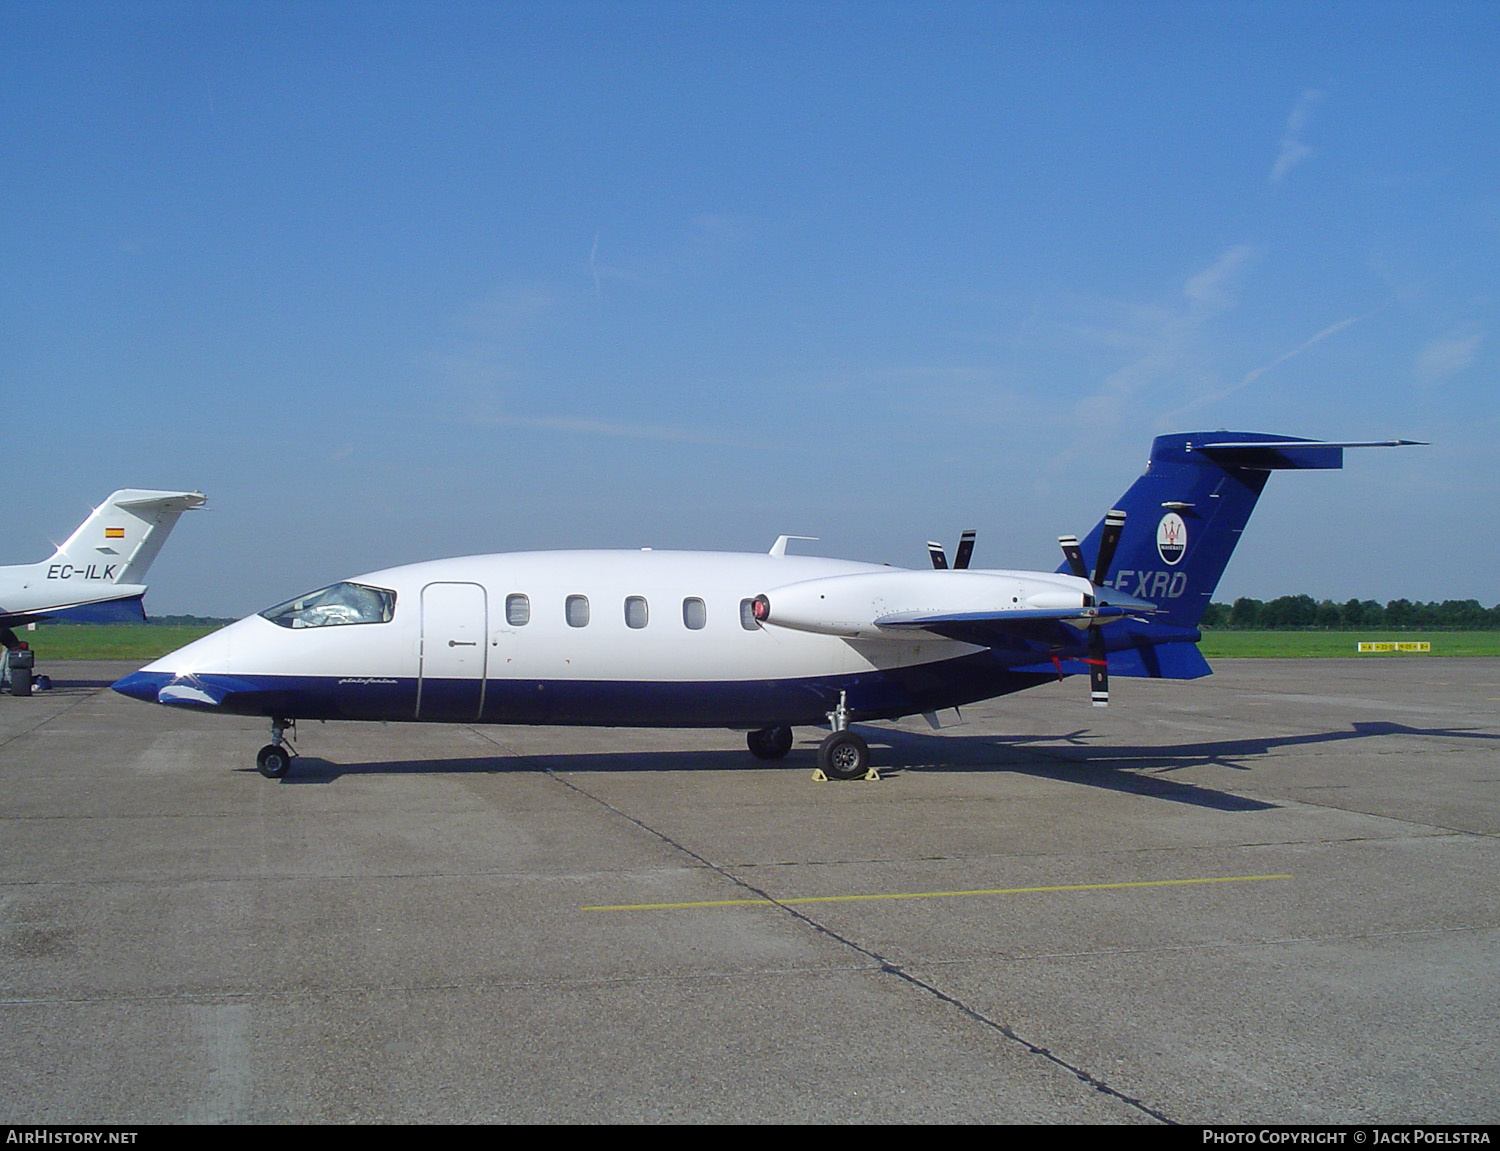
[260,582,396,629]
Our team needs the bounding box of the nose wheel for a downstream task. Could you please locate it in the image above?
[256,717,296,779]
[256,744,292,778]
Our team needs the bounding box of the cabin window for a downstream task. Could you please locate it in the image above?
[566,595,590,627]
[624,596,649,629]
[260,582,396,629]
[505,594,530,626]
[739,598,759,631]
[682,597,707,630]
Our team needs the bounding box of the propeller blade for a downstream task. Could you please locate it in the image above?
[952,529,976,570]
[1089,629,1109,707]
[1057,513,1124,708]
[1058,534,1088,580]
[927,541,948,570]
[1092,510,1126,586]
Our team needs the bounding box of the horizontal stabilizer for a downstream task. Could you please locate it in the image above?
[1016,641,1211,681]
[1190,437,1423,471]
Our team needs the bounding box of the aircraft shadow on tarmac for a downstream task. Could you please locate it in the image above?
[248,718,1496,814]
[876,719,1499,811]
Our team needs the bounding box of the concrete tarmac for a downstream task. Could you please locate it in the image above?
[1,658,1497,1124]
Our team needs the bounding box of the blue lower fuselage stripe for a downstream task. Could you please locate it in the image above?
[113,652,1054,727]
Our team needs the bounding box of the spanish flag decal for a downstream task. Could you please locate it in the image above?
[105,527,125,539]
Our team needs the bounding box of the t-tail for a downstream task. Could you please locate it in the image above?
[47,489,208,585]
[1,489,208,627]
[1062,432,1421,633]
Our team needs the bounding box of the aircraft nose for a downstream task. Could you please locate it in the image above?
[111,670,168,703]
[111,619,239,706]
[110,668,244,709]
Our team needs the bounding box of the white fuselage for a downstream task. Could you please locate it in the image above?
[149,550,989,683]
[127,549,1091,728]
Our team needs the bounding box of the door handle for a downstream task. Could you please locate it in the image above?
[448,640,477,647]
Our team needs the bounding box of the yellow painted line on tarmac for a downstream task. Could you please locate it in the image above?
[582,873,1292,912]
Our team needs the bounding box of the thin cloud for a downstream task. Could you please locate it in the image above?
[1074,246,1257,439]
[428,282,559,393]
[1165,303,1386,423]
[1049,246,1257,474]
[1184,245,1255,311]
[454,284,555,338]
[472,411,737,447]
[1237,309,1372,389]
[590,215,751,291]
[1270,90,1325,185]
[1415,331,1484,388]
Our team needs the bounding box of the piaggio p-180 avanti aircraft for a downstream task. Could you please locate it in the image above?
[113,432,1417,780]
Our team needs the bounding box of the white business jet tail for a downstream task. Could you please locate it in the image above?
[47,489,207,585]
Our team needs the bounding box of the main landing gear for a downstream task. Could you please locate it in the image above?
[817,730,870,781]
[256,717,296,779]
[746,692,876,781]
[814,691,875,782]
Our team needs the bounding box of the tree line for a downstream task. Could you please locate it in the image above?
[1200,596,1500,630]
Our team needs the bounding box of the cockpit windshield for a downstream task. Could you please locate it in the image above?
[260,582,396,629]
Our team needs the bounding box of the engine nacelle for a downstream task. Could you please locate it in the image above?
[754,569,1092,639]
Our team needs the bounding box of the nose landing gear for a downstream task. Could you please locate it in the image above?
[256,717,296,779]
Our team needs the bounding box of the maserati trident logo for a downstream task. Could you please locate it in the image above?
[1156,512,1187,565]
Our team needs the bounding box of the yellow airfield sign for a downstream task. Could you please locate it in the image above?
[1357,641,1432,653]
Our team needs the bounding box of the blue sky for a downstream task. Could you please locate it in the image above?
[3,1,1496,617]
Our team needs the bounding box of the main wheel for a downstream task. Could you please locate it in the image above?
[747,726,794,760]
[817,731,870,781]
[256,743,292,779]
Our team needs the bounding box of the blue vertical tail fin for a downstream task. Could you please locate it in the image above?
[1063,433,1419,630]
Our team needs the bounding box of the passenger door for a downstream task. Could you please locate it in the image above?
[417,582,487,721]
